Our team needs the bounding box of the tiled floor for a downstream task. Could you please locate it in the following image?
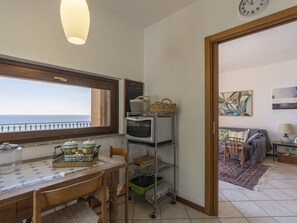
[117,156,297,223]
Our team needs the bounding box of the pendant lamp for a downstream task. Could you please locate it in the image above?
[60,0,90,45]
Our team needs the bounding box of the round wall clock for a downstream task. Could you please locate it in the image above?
[239,0,269,17]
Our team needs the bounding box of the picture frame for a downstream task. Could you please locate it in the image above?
[219,90,253,116]
[272,86,297,110]
[294,137,297,144]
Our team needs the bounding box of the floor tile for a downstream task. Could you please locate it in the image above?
[218,202,242,218]
[133,220,161,223]
[281,189,297,199]
[286,173,297,180]
[185,206,216,219]
[160,202,188,219]
[219,181,238,190]
[162,220,191,223]
[221,189,250,201]
[274,217,297,223]
[219,192,228,201]
[133,203,161,219]
[264,173,294,180]
[190,219,220,223]
[117,201,134,220]
[247,217,278,223]
[231,201,269,217]
[219,218,248,223]
[240,189,272,201]
[259,181,277,189]
[268,180,297,189]
[278,201,297,215]
[254,201,295,217]
[261,189,294,200]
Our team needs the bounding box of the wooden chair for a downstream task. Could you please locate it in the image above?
[109,146,128,223]
[32,172,107,223]
[223,137,246,167]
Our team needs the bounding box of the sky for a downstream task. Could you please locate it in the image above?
[0,76,91,115]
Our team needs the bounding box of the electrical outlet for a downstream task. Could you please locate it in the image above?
[291,148,296,152]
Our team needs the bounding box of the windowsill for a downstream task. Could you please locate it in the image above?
[19,133,125,148]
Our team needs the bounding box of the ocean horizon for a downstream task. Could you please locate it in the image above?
[0,115,91,125]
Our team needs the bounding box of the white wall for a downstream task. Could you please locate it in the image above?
[0,0,143,80]
[22,135,125,160]
[0,1,144,157]
[219,59,297,143]
[144,0,297,207]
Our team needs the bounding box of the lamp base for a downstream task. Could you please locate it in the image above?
[281,136,292,143]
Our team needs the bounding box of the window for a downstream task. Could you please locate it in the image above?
[0,58,118,143]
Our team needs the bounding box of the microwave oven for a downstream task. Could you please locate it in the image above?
[126,116,173,144]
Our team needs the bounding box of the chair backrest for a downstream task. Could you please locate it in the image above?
[33,172,107,223]
[110,146,128,197]
[228,137,245,144]
[226,137,245,154]
[110,146,128,163]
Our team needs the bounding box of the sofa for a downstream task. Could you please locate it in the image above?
[219,127,272,164]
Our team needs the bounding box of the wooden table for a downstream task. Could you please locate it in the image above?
[0,155,125,223]
[272,141,297,161]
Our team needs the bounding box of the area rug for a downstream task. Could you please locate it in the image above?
[219,154,269,190]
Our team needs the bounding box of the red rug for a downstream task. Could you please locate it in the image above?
[219,154,269,190]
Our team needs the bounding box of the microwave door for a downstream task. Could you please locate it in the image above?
[127,120,152,139]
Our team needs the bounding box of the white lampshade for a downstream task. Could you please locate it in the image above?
[278,123,294,134]
[60,0,90,45]
[278,123,294,143]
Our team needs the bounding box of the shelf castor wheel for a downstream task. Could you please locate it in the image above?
[170,199,176,205]
[150,212,157,218]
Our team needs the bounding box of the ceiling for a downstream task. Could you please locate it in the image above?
[97,0,199,28]
[219,20,297,73]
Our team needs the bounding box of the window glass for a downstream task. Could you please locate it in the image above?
[0,77,112,133]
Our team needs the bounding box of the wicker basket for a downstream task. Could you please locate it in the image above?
[130,96,150,112]
[149,98,176,112]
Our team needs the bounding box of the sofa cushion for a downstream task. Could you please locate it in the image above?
[219,128,229,141]
[246,132,262,145]
[228,129,249,142]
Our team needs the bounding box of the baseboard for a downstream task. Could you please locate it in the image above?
[176,196,206,214]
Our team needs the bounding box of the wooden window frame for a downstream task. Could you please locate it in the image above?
[0,58,119,144]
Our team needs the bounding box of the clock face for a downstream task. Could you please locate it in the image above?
[239,0,269,17]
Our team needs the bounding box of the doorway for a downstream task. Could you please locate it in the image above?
[204,5,297,216]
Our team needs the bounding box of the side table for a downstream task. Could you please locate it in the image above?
[272,141,297,161]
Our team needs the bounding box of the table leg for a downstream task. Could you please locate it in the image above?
[109,170,119,223]
[273,145,276,162]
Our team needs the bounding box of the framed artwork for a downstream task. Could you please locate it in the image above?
[219,90,253,116]
[272,86,297,110]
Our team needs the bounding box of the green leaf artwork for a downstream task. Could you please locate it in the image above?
[219,90,253,116]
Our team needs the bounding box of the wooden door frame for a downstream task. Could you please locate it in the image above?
[205,5,297,215]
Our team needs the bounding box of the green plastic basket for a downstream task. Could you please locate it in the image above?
[129,176,163,195]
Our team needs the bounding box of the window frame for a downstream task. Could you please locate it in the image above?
[0,58,119,144]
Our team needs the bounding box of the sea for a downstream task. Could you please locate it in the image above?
[0,115,91,125]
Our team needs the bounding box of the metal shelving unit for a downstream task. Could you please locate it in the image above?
[127,112,177,218]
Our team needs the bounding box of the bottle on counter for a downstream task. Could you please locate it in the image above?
[0,142,22,174]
